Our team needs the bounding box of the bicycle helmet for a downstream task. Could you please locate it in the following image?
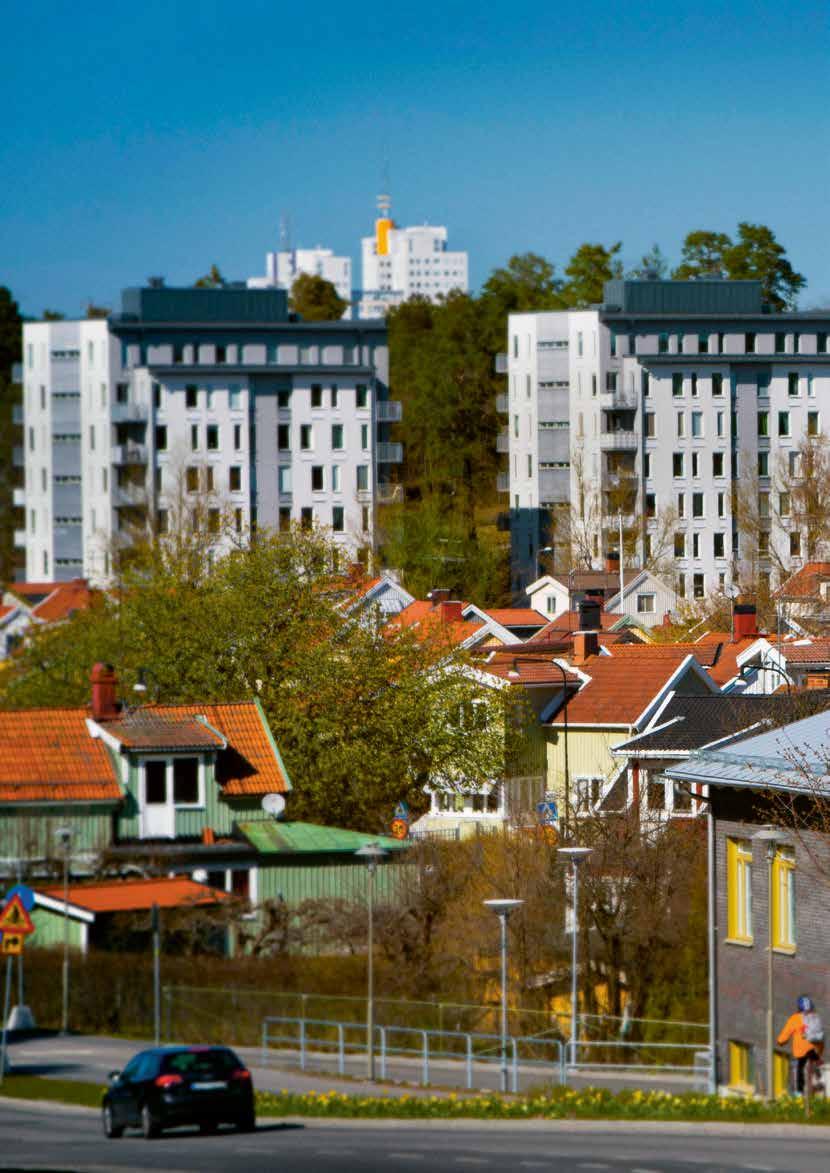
[798,995,814,1013]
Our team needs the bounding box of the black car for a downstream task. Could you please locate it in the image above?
[102,1045,256,1138]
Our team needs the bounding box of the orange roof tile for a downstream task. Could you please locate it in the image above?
[40,876,229,913]
[775,562,830,600]
[484,609,547,627]
[0,605,16,622]
[527,611,621,641]
[550,650,695,725]
[32,579,96,622]
[0,708,120,803]
[481,649,582,686]
[780,639,830,663]
[101,712,225,751]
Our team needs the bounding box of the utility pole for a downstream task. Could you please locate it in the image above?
[618,511,624,613]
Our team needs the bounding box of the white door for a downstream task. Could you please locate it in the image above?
[142,761,175,838]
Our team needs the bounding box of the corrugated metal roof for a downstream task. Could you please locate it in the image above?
[238,820,408,855]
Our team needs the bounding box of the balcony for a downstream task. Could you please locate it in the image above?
[376,400,403,423]
[111,442,148,465]
[376,483,404,505]
[496,471,510,494]
[494,353,508,375]
[538,339,568,350]
[111,401,148,423]
[496,393,509,414]
[12,404,23,426]
[496,430,510,454]
[13,529,26,548]
[376,442,403,463]
[13,447,23,467]
[600,389,638,411]
[112,482,148,507]
[600,430,638,451]
[13,488,24,507]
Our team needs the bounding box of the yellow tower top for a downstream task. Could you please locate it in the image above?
[375,193,394,256]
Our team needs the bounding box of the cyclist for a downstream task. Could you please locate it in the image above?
[778,996,825,1095]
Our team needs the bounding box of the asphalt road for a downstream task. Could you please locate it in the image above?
[3,1100,830,1172]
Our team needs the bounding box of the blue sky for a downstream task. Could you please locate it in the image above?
[3,0,829,316]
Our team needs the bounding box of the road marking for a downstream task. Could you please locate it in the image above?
[742,1167,775,1172]
[579,1166,610,1170]
[520,1163,551,1169]
[630,1168,662,1173]
[388,1154,425,1161]
[16,1048,95,1057]
[454,1160,489,1167]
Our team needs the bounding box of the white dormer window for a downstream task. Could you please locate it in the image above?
[140,756,205,839]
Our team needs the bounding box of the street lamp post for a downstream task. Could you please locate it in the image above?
[356,843,387,1082]
[54,827,72,1036]
[483,899,524,1093]
[557,846,593,1067]
[550,659,571,839]
[754,825,791,1099]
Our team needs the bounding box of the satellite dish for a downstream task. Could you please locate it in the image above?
[261,793,286,819]
[726,584,741,599]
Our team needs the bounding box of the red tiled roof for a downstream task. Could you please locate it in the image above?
[483,609,547,628]
[550,649,695,725]
[32,580,96,622]
[0,708,121,803]
[101,712,225,751]
[780,639,830,664]
[775,562,830,600]
[527,611,621,641]
[0,605,16,622]
[480,650,582,686]
[40,876,229,913]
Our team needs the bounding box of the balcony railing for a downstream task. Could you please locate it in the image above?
[376,442,403,463]
[112,482,148,507]
[13,529,26,548]
[600,390,638,411]
[494,353,508,374]
[111,442,148,466]
[376,400,403,423]
[111,401,148,423]
[496,471,510,494]
[376,483,404,505]
[13,488,25,508]
[600,430,638,451]
[496,393,509,414]
[496,430,510,454]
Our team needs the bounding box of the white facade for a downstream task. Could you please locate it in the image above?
[359,205,468,319]
[248,247,352,312]
[505,282,830,604]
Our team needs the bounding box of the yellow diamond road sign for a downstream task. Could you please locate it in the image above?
[0,894,35,936]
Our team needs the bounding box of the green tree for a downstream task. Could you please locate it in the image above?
[627,243,668,279]
[194,264,226,289]
[479,252,563,341]
[0,525,506,830]
[42,309,65,321]
[0,286,23,582]
[562,242,623,307]
[722,221,806,311]
[671,230,732,279]
[0,287,22,376]
[85,303,110,319]
[288,273,349,321]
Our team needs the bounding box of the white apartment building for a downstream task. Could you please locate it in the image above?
[247,246,352,312]
[504,278,830,601]
[358,196,468,319]
[20,285,399,584]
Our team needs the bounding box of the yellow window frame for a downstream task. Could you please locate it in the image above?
[728,1040,754,1092]
[726,837,753,944]
[773,1050,790,1098]
[772,846,796,952]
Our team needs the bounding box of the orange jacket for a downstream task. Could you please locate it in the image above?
[778,1012,818,1058]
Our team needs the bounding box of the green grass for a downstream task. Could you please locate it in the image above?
[2,1077,829,1125]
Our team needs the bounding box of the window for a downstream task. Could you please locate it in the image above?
[362,505,370,531]
[717,491,726,518]
[636,593,655,614]
[779,491,790,517]
[89,425,95,451]
[745,332,756,353]
[676,412,685,438]
[778,411,790,437]
[229,466,241,492]
[775,332,786,354]
[758,491,770,518]
[185,385,198,409]
[712,373,724,397]
[691,451,700,478]
[773,1051,790,1099]
[692,492,704,518]
[311,384,323,408]
[693,573,704,598]
[672,372,683,397]
[772,846,796,952]
[727,837,753,943]
[190,423,199,451]
[331,465,341,493]
[173,757,199,805]
[356,384,369,408]
[759,531,770,555]
[788,372,799,397]
[329,384,339,408]
[643,452,651,478]
[205,466,215,492]
[819,333,828,354]
[332,505,345,532]
[645,492,656,518]
[577,331,583,356]
[757,373,770,397]
[356,465,369,493]
[331,423,344,449]
[674,532,686,557]
[789,450,802,478]
[157,509,168,534]
[206,424,219,450]
[647,778,665,811]
[692,532,701,558]
[229,386,242,410]
[690,373,699,398]
[757,411,769,437]
[716,411,725,437]
[278,466,292,494]
[361,423,369,450]
[713,452,724,477]
[300,424,312,450]
[714,532,725,558]
[790,531,802,557]
[691,411,703,438]
[757,451,769,477]
[591,373,597,397]
[808,411,820,436]
[729,1041,753,1092]
[300,506,313,529]
[641,370,650,396]
[677,492,686,518]
[677,574,686,598]
[659,332,669,354]
[311,465,324,492]
[233,423,242,450]
[207,507,220,534]
[605,371,617,391]
[645,412,655,437]
[186,466,199,493]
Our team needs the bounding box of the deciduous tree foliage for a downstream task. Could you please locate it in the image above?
[289,273,349,321]
[0,526,506,831]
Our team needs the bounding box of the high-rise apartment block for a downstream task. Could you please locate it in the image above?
[20,286,399,584]
[248,246,352,312]
[504,278,830,600]
[358,196,468,319]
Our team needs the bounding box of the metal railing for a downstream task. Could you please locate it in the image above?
[260,1015,564,1092]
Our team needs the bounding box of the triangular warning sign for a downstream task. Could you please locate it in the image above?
[0,893,35,935]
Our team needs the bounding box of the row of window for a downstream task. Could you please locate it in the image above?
[727,836,795,950]
[157,502,354,536]
[124,343,368,368]
[181,463,372,496]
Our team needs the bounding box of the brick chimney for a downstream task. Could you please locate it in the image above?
[428,588,450,605]
[439,600,464,624]
[572,630,599,664]
[578,594,602,632]
[732,601,758,643]
[90,662,119,721]
[605,551,620,575]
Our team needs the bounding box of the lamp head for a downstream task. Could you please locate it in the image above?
[557,846,593,865]
[483,898,524,917]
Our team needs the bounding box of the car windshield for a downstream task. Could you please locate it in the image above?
[160,1049,240,1078]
